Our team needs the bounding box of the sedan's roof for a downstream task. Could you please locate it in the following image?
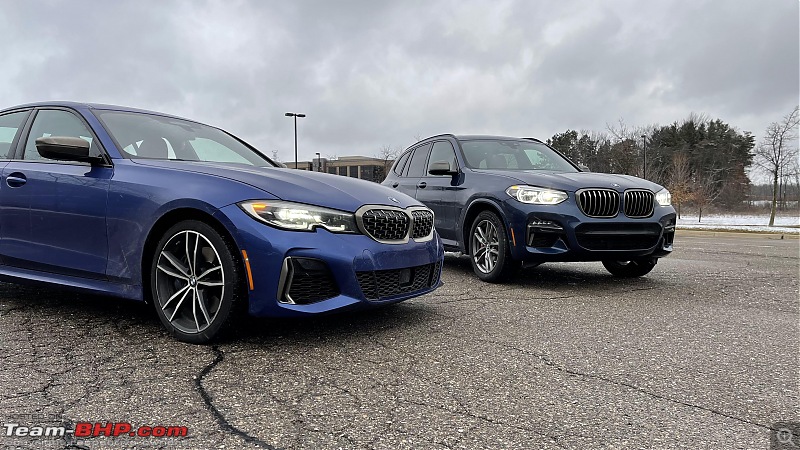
[1,101,194,122]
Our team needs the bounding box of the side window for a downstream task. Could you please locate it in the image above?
[393,151,411,176]
[405,143,431,177]
[0,111,29,159]
[24,110,96,161]
[426,141,458,176]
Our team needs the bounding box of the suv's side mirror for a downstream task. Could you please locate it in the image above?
[35,136,102,164]
[578,164,590,172]
[428,161,458,176]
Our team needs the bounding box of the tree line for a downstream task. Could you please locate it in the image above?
[546,108,799,222]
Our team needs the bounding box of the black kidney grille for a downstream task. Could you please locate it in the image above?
[410,210,434,238]
[361,209,409,241]
[624,190,655,218]
[357,263,438,301]
[577,189,620,218]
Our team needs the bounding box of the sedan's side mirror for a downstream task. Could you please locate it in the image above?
[428,161,458,176]
[578,164,590,172]
[35,136,102,164]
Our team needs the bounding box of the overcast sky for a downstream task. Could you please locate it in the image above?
[1,0,797,163]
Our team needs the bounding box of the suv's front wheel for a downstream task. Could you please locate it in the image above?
[468,211,515,282]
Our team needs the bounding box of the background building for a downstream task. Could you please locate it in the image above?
[293,156,391,183]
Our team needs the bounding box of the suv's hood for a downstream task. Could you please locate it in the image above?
[476,170,664,193]
[132,160,422,211]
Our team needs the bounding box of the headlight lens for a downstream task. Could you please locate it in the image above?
[239,200,358,233]
[655,189,672,206]
[506,185,568,205]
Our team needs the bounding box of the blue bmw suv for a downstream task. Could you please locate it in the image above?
[383,135,676,282]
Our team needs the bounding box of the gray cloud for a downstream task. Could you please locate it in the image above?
[0,0,796,164]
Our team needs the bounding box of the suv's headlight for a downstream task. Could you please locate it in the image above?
[239,200,358,233]
[506,185,568,205]
[655,189,672,206]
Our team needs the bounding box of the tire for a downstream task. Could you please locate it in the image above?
[602,258,657,277]
[150,220,243,344]
[468,210,516,282]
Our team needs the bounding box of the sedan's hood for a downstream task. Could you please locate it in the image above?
[132,160,422,212]
[476,170,665,192]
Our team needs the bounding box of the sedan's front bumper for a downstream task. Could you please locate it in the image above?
[501,198,676,263]
[218,205,444,318]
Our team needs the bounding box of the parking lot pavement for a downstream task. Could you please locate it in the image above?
[0,233,797,450]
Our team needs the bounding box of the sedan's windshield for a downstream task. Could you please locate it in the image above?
[95,110,276,167]
[461,139,578,173]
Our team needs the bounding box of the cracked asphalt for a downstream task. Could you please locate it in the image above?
[1,232,798,449]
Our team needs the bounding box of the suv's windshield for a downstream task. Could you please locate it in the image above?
[460,139,578,173]
[95,110,276,167]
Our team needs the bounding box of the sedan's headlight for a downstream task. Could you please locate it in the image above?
[655,189,672,206]
[239,200,358,233]
[506,185,568,205]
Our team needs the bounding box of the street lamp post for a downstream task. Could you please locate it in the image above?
[641,134,647,179]
[315,152,321,172]
[285,112,306,169]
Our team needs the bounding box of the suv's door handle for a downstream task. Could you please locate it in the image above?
[417,181,427,189]
[6,173,26,188]
[391,182,399,188]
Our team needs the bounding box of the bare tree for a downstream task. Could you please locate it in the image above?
[606,119,659,179]
[667,152,693,219]
[376,145,399,181]
[754,106,799,226]
[693,169,723,223]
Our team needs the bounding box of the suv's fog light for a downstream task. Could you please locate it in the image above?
[528,219,563,231]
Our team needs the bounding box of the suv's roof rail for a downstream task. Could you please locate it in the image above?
[403,134,458,151]
[522,137,544,143]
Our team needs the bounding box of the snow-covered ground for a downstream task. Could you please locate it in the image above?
[677,213,800,234]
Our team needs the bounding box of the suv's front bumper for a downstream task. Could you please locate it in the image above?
[501,198,676,263]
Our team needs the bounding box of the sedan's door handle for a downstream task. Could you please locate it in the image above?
[391,182,399,188]
[6,173,26,188]
[417,181,427,189]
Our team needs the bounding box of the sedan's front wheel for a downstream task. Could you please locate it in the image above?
[602,258,657,277]
[151,220,242,344]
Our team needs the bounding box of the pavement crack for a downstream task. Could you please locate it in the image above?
[195,345,279,450]
[491,339,781,433]
[397,397,568,449]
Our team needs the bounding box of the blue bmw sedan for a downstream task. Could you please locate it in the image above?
[0,102,443,343]
[383,135,676,282]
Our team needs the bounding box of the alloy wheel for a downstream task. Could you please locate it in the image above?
[155,230,225,334]
[472,219,500,274]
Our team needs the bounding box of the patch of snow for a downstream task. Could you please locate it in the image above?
[677,214,799,227]
[677,224,799,234]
